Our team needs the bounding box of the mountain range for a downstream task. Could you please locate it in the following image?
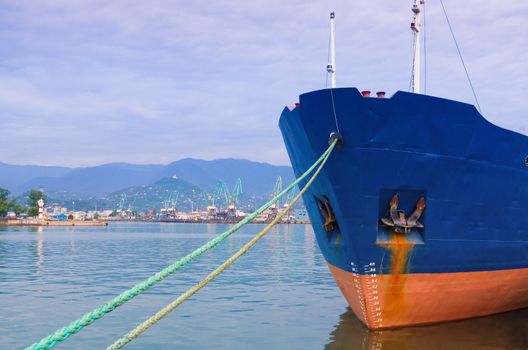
[0,158,295,211]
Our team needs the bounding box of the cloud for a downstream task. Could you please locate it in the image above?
[0,0,526,166]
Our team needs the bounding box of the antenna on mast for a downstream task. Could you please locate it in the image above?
[410,0,424,94]
[327,12,336,88]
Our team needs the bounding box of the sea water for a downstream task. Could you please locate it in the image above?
[0,222,526,349]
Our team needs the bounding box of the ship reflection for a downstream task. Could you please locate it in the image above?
[326,307,528,350]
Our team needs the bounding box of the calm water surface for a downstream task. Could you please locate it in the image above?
[1,222,527,349]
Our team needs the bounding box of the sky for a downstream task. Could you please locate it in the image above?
[0,0,526,167]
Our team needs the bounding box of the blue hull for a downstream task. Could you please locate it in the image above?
[279,88,528,276]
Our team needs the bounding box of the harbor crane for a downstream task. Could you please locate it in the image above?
[283,187,296,208]
[206,181,229,214]
[229,178,243,210]
[168,191,179,215]
[128,192,139,212]
[206,179,244,217]
[161,190,180,217]
[171,191,180,209]
[217,181,230,209]
[118,194,127,212]
[271,176,283,211]
[226,178,243,217]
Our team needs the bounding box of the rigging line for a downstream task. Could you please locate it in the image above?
[329,88,340,134]
[439,0,482,113]
[423,0,427,94]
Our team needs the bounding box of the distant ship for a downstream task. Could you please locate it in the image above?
[279,2,528,329]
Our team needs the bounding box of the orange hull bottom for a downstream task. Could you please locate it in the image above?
[327,262,528,329]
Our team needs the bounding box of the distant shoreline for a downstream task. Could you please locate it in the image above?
[0,218,108,227]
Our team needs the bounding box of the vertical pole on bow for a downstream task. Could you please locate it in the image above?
[327,12,336,89]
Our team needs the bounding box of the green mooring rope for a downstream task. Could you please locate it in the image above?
[106,139,336,349]
[26,141,337,350]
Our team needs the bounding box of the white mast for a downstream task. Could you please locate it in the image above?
[411,0,424,93]
[327,12,336,88]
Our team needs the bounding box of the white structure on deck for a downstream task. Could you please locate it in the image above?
[410,0,425,93]
[327,12,336,88]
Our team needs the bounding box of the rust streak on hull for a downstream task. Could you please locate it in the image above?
[378,231,414,325]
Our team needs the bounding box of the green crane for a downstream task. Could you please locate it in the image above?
[217,181,230,209]
[207,181,230,210]
[118,194,127,212]
[230,178,243,210]
[170,191,180,210]
[271,176,283,210]
[284,187,296,208]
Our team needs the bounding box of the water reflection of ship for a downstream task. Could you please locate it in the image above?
[326,307,528,350]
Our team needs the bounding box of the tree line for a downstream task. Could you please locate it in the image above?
[0,187,46,217]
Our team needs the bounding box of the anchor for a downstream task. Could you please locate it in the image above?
[317,197,337,232]
[381,194,425,233]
